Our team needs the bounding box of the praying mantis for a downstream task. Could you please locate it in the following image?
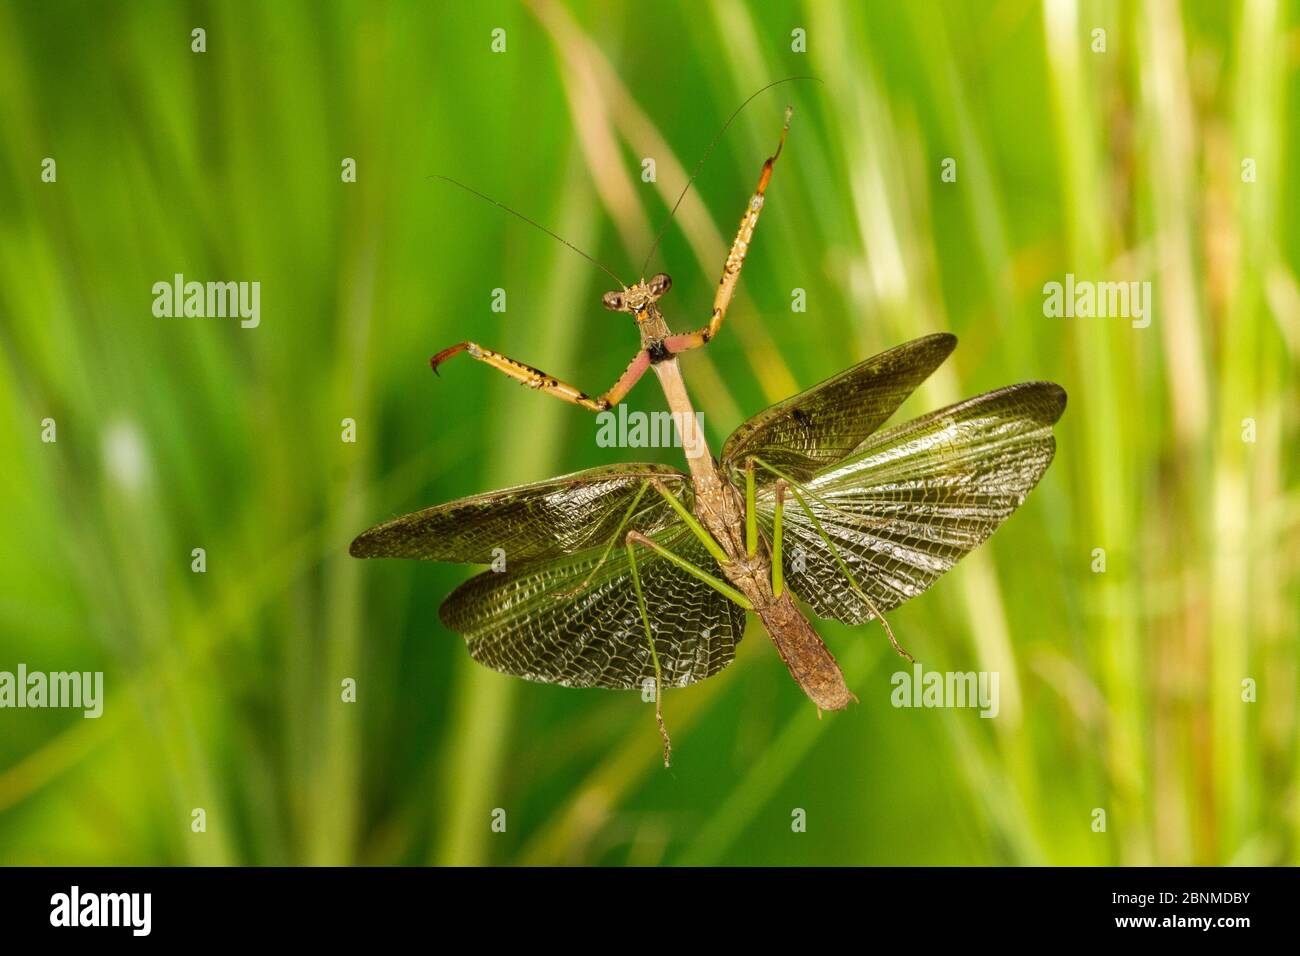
[351,86,1066,766]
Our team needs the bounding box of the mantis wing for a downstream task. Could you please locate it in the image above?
[721,333,956,482]
[439,524,747,689]
[755,382,1066,625]
[350,462,688,564]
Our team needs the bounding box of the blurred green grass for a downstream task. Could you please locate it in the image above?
[0,0,1296,866]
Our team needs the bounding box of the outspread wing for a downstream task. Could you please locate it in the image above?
[721,333,957,482]
[755,382,1066,625]
[349,462,688,564]
[439,524,748,689]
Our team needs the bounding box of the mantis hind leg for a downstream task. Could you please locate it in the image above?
[551,480,651,599]
[754,457,914,663]
[626,537,671,768]
[623,528,755,768]
[742,458,784,598]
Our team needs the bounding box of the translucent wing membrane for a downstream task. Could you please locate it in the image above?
[349,463,688,563]
[439,525,747,689]
[756,383,1066,625]
[721,333,956,482]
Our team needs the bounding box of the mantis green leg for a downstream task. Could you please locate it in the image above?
[753,457,914,663]
[553,480,650,599]
[625,530,753,610]
[624,526,756,768]
[626,538,671,767]
[745,458,758,557]
[772,481,785,598]
[649,479,731,568]
[743,458,781,597]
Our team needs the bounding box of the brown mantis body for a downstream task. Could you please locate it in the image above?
[354,90,1064,766]
[429,109,855,713]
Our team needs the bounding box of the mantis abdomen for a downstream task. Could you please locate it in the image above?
[757,593,854,711]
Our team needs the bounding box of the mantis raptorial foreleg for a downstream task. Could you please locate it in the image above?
[751,457,914,663]
[431,342,650,413]
[663,107,791,356]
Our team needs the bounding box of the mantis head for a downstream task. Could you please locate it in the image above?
[602,273,672,323]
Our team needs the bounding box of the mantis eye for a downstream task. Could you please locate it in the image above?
[649,273,672,297]
[602,290,625,312]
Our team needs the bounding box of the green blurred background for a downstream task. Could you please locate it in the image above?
[1,0,1296,866]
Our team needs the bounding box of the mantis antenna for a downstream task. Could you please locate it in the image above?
[430,174,627,288]
[639,75,821,277]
